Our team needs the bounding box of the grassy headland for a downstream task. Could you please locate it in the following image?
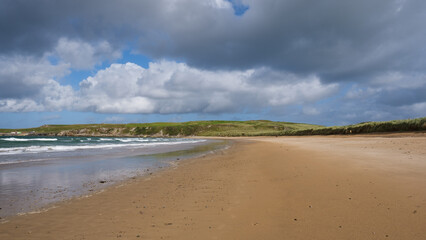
[0,120,321,137]
[0,117,424,137]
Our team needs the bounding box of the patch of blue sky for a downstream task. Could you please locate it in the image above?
[226,0,249,16]
[61,69,93,90]
[117,50,151,68]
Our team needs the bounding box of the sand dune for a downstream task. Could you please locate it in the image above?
[1,134,425,239]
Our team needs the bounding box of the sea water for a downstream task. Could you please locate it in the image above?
[0,136,224,219]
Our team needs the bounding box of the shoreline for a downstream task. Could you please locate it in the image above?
[0,138,228,219]
[1,134,425,239]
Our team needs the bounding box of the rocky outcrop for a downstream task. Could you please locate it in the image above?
[55,128,131,137]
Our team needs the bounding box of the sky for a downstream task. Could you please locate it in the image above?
[0,0,425,128]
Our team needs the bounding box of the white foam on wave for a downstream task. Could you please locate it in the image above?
[0,137,58,142]
[0,139,205,156]
[115,138,150,143]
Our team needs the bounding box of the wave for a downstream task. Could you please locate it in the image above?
[0,139,205,156]
[98,138,152,143]
[0,137,58,142]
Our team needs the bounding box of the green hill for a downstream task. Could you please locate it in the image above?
[0,120,321,137]
[0,117,424,137]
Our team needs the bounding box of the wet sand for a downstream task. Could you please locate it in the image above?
[0,134,425,239]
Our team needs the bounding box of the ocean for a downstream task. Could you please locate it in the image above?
[0,136,224,219]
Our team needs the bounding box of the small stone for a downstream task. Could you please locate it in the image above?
[99,180,106,183]
[136,235,140,238]
[413,210,417,214]
[165,222,173,226]
[294,218,297,221]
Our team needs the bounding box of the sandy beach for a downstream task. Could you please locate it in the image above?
[1,134,425,239]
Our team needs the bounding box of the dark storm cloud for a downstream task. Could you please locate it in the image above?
[377,88,426,107]
[2,0,426,81]
[138,0,426,81]
[0,0,162,55]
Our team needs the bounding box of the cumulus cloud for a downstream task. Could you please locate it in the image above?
[75,61,338,114]
[0,58,338,114]
[0,79,74,112]
[53,38,121,70]
[0,55,74,112]
[0,55,69,99]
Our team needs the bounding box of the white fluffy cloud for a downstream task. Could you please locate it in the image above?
[0,55,74,112]
[0,58,338,114]
[53,38,121,70]
[75,60,338,114]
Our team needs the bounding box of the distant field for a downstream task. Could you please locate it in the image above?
[0,118,424,137]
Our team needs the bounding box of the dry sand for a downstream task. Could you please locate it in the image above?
[0,134,425,239]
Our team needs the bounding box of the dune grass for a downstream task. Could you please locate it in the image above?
[281,117,426,136]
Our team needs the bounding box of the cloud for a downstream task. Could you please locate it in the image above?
[346,71,426,107]
[0,55,74,112]
[0,1,425,125]
[2,0,426,82]
[302,106,320,116]
[401,102,426,114]
[0,79,75,112]
[135,0,426,81]
[0,55,69,99]
[0,58,338,114]
[53,38,121,70]
[75,61,338,114]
